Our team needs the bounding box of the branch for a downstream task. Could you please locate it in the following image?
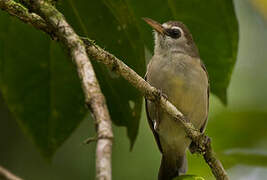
[0,1,228,179]
[17,0,113,179]
[0,0,52,36]
[0,166,23,180]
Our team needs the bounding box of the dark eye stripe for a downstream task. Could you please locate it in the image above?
[165,28,181,39]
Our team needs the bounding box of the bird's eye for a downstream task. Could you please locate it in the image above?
[166,28,181,39]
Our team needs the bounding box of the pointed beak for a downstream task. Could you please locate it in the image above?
[143,17,166,35]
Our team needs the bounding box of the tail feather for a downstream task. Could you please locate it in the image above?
[158,154,187,180]
[178,154,188,174]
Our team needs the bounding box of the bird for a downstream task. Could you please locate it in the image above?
[143,17,209,180]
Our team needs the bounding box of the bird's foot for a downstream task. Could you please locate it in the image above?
[189,134,211,154]
[157,89,168,100]
[189,141,198,154]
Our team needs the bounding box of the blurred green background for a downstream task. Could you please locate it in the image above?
[1,0,267,179]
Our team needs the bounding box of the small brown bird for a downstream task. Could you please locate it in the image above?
[144,18,209,180]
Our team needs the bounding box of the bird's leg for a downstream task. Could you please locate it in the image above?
[189,134,211,154]
[189,141,199,154]
[158,89,168,100]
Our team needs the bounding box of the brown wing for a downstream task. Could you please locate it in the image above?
[144,74,163,152]
[189,60,210,153]
[199,61,210,133]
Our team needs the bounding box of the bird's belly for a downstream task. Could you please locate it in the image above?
[149,59,208,154]
[157,73,196,154]
[159,114,190,154]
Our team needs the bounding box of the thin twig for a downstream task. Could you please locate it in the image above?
[0,166,23,180]
[0,1,228,179]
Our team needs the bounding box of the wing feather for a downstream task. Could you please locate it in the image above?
[199,61,210,132]
[144,73,163,152]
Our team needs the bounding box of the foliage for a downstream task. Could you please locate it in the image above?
[174,175,205,180]
[0,0,238,157]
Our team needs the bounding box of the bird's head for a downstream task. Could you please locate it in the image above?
[143,17,199,57]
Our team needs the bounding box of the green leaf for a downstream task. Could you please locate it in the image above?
[207,110,267,168]
[127,0,238,104]
[179,1,238,104]
[0,0,238,156]
[0,13,86,157]
[58,0,146,147]
[208,111,267,151]
[174,175,205,180]
[0,0,146,156]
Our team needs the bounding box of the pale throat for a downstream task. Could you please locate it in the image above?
[154,41,188,56]
[154,33,188,56]
[168,44,188,54]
